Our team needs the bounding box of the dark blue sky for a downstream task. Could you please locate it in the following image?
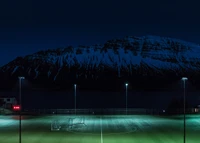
[0,0,200,67]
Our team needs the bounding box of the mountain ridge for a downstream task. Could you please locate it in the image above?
[0,35,200,90]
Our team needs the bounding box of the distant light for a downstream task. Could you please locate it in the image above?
[163,110,165,113]
[125,83,128,86]
[182,77,188,80]
[13,105,20,111]
[74,84,76,87]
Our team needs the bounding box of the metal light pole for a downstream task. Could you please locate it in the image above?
[125,83,128,115]
[182,77,188,143]
[18,76,25,143]
[74,84,76,115]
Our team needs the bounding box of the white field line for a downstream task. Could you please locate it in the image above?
[101,116,103,143]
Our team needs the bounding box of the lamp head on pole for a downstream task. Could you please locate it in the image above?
[125,83,128,86]
[74,84,76,87]
[182,77,188,81]
[18,77,25,80]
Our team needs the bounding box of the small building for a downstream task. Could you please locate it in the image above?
[0,96,17,109]
[192,105,200,113]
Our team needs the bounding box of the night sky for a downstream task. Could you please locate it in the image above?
[0,0,200,67]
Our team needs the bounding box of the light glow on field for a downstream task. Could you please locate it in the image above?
[0,118,16,127]
[0,115,200,143]
[0,119,10,124]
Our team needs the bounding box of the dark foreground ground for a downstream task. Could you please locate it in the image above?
[0,114,200,143]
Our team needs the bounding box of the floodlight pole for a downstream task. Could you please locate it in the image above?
[182,77,187,143]
[74,84,76,115]
[125,83,128,115]
[18,76,25,143]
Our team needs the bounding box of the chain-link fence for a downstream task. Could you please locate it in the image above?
[22,108,200,115]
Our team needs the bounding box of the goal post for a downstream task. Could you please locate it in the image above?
[51,117,86,131]
[51,120,61,131]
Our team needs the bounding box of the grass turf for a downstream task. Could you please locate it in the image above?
[0,115,200,143]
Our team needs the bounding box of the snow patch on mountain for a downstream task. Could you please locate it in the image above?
[48,70,51,77]
[1,35,200,80]
[54,68,62,81]
[11,66,19,75]
[28,68,31,76]
[34,66,39,79]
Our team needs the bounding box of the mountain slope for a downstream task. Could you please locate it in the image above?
[1,35,200,90]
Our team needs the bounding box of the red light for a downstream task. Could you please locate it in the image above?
[13,105,20,111]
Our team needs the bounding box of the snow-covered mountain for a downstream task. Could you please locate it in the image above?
[1,35,200,90]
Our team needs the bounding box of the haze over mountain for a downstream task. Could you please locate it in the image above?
[1,35,200,91]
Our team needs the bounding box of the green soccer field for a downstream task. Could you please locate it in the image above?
[0,114,200,143]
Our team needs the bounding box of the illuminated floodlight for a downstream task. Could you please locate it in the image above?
[182,77,188,81]
[18,77,25,80]
[18,76,25,143]
[125,83,128,115]
[74,84,77,115]
[181,76,188,143]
